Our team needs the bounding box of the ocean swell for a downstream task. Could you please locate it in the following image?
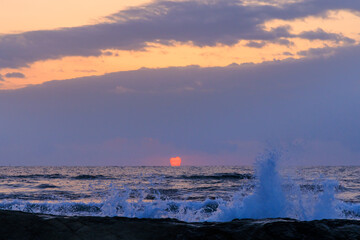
[182,173,253,180]
[0,151,360,222]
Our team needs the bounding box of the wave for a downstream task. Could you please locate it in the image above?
[0,150,359,222]
[71,174,115,180]
[0,150,359,221]
[0,190,88,201]
[36,184,59,189]
[0,200,103,215]
[0,174,115,180]
[7,174,67,179]
[182,173,253,180]
[299,183,347,192]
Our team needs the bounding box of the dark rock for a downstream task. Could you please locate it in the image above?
[0,210,359,240]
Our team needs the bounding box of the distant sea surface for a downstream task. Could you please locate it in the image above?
[0,164,360,222]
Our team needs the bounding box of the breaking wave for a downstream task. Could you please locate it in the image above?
[0,151,360,222]
[1,150,360,222]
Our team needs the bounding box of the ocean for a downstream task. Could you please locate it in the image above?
[0,156,360,222]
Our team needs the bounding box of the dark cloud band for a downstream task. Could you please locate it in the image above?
[1,44,360,165]
[0,0,359,69]
[5,72,26,78]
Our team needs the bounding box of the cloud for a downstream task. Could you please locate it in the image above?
[0,0,359,68]
[0,74,4,81]
[246,37,293,48]
[1,44,360,165]
[5,72,25,78]
[102,51,113,56]
[298,28,356,43]
[297,46,337,57]
[283,51,293,56]
[246,41,267,48]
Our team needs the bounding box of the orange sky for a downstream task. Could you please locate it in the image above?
[1,2,360,90]
[0,0,151,34]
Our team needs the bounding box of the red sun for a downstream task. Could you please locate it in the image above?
[170,156,181,166]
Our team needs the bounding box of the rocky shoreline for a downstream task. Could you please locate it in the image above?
[1,210,360,240]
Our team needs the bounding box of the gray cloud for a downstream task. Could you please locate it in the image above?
[247,28,354,48]
[1,44,360,165]
[246,41,267,48]
[5,72,25,78]
[102,51,113,56]
[0,74,4,81]
[274,38,294,46]
[245,37,293,48]
[283,51,293,56]
[297,46,337,57]
[0,0,359,69]
[298,28,356,44]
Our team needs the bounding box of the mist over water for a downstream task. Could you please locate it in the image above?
[0,152,360,222]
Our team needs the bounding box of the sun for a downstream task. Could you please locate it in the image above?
[170,156,181,167]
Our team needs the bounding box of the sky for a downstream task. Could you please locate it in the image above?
[0,0,360,166]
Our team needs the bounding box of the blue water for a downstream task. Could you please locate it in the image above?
[0,152,360,222]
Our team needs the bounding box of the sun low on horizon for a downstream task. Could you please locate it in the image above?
[170,156,182,167]
[1,0,360,237]
[0,0,360,166]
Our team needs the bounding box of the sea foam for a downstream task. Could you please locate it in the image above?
[0,151,359,222]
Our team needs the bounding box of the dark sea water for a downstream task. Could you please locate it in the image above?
[0,158,360,222]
